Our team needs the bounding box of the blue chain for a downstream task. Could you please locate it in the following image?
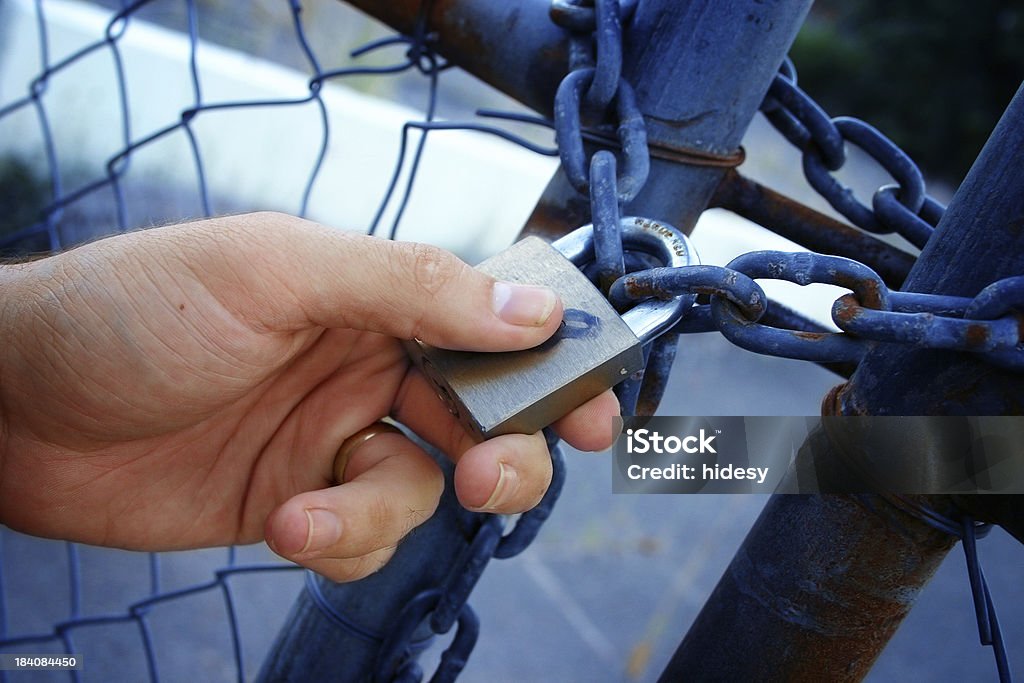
[548,0,689,417]
[375,24,1023,683]
[610,253,1024,367]
[373,439,566,682]
[595,58,1024,371]
[761,61,945,250]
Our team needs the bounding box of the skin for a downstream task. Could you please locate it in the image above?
[0,212,618,582]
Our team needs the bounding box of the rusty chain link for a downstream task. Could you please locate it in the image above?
[601,58,1024,372]
[373,2,649,679]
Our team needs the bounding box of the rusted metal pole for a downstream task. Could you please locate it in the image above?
[660,494,958,681]
[660,84,1024,681]
[342,0,568,116]
[711,170,916,288]
[344,0,813,241]
[523,1,813,241]
[263,2,813,681]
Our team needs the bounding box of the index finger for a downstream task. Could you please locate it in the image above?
[393,369,620,457]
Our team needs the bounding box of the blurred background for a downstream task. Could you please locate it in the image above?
[1,1,1022,681]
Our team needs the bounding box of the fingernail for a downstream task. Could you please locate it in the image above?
[301,508,341,554]
[479,461,519,511]
[493,282,557,327]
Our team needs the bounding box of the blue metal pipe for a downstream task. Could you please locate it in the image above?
[659,83,1024,681]
[257,456,481,682]
[839,82,1024,416]
[525,0,813,240]
[261,1,813,680]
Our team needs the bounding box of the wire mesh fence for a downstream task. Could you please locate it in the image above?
[0,1,546,680]
[1,1,1022,681]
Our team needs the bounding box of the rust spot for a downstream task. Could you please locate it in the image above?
[942,372,990,409]
[520,196,589,241]
[712,172,914,289]
[831,293,863,326]
[832,309,854,325]
[858,278,886,310]
[831,271,884,311]
[793,330,828,341]
[821,383,848,416]
[964,323,990,349]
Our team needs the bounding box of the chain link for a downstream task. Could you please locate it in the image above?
[611,252,1024,367]
[554,69,649,203]
[598,59,1024,370]
[763,66,944,250]
[376,20,1023,683]
[374,440,567,682]
[546,0,690,418]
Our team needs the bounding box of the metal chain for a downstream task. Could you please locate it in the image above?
[376,25,1023,683]
[549,0,688,416]
[610,253,1024,369]
[761,58,945,250]
[373,3,642,678]
[374,437,566,683]
[604,56,1019,683]
[601,59,1024,372]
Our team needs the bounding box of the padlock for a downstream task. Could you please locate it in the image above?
[405,216,698,440]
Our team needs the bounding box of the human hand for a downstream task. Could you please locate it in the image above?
[0,213,619,581]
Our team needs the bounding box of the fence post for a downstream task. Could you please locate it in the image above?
[659,83,1024,681]
[260,1,812,680]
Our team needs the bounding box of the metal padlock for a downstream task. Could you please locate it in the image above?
[405,217,698,439]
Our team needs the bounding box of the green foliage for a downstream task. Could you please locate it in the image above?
[790,0,1024,184]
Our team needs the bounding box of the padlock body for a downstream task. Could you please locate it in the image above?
[405,236,643,440]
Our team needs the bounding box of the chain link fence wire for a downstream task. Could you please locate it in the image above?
[1,1,1022,682]
[0,0,557,261]
[0,1,555,680]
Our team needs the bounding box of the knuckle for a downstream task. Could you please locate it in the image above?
[364,490,398,542]
[405,243,461,298]
[526,479,550,510]
[389,242,466,340]
[523,450,553,510]
[323,551,395,583]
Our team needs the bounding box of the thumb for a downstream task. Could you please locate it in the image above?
[190,213,565,351]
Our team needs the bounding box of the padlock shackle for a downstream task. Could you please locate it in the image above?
[551,216,695,270]
[551,216,699,344]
